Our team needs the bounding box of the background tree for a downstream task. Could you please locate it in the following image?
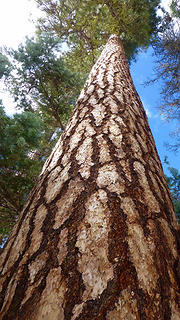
[164,157,180,224]
[0,103,56,245]
[0,35,179,320]
[150,1,180,150]
[170,0,180,18]
[4,33,82,130]
[0,51,11,79]
[152,22,180,119]
[36,0,161,72]
[0,34,83,242]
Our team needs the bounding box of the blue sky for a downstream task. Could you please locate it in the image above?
[0,0,179,177]
[130,48,180,175]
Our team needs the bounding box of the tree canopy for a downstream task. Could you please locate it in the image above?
[164,157,180,224]
[36,0,161,71]
[150,1,180,149]
[0,103,49,244]
[4,33,82,130]
[152,22,180,120]
[0,51,11,79]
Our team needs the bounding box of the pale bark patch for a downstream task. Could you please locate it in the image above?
[130,135,143,160]
[79,106,89,120]
[170,289,180,320]
[97,163,124,195]
[108,120,123,148]
[45,164,71,202]
[62,119,93,166]
[76,137,93,179]
[128,223,158,295]
[115,149,126,159]
[76,191,113,301]
[146,219,158,252]
[68,129,84,153]
[113,91,124,105]
[71,303,84,320]
[28,252,48,284]
[89,95,98,106]
[107,72,114,86]
[41,139,63,174]
[120,159,132,181]
[65,110,79,137]
[84,123,96,137]
[16,255,49,308]
[0,275,19,318]
[121,197,140,224]
[77,88,85,102]
[21,276,44,308]
[97,68,106,88]
[65,119,94,161]
[97,87,105,99]
[1,212,31,274]
[23,230,67,307]
[136,133,148,153]
[28,204,47,255]
[86,84,95,95]
[57,228,68,264]
[121,197,158,294]
[159,218,178,259]
[149,172,165,198]
[128,104,141,119]
[114,115,126,127]
[104,96,119,113]
[109,119,122,137]
[133,161,160,212]
[33,267,66,320]
[106,288,138,320]
[91,103,107,126]
[97,135,111,164]
[53,178,84,229]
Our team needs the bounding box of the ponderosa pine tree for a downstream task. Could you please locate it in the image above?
[0,35,179,320]
[36,0,160,72]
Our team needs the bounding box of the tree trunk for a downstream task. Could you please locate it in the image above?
[0,35,179,320]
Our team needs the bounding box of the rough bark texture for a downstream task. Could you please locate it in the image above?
[0,35,180,320]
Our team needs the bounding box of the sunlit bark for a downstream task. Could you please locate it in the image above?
[0,35,179,320]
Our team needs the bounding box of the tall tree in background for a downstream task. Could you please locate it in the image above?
[0,51,11,79]
[164,157,180,224]
[36,0,160,72]
[0,35,179,320]
[0,103,54,245]
[4,33,82,130]
[151,0,180,150]
[0,34,83,242]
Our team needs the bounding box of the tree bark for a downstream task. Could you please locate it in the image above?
[0,35,179,320]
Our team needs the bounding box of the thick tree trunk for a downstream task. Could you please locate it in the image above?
[0,35,179,320]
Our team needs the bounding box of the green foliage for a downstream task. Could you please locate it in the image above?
[152,23,180,119]
[170,0,180,18]
[0,51,11,79]
[151,20,180,150]
[0,103,59,244]
[164,157,180,224]
[4,33,82,130]
[36,0,161,72]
